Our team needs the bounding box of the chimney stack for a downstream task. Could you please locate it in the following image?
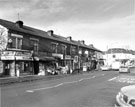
[15,20,23,28]
[80,40,85,44]
[89,44,94,47]
[67,36,72,41]
[47,30,54,36]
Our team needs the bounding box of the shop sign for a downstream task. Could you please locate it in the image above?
[65,55,72,60]
[16,52,32,57]
[15,56,32,60]
[1,56,15,60]
[1,51,16,56]
[52,53,63,59]
[1,51,15,60]
[0,25,8,51]
[15,52,32,60]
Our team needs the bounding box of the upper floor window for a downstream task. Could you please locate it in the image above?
[71,46,77,55]
[61,44,67,54]
[9,33,23,49]
[51,42,58,53]
[30,38,39,52]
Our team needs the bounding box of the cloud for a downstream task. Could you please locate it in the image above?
[45,15,135,51]
[0,0,134,50]
[0,0,134,25]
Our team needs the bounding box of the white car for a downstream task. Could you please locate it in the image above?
[119,66,130,73]
[116,85,135,107]
[100,65,111,71]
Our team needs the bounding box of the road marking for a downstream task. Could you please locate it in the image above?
[92,76,96,78]
[54,83,63,87]
[64,81,78,84]
[108,76,135,84]
[108,77,117,81]
[102,74,105,76]
[26,74,104,93]
[26,86,56,93]
[78,79,83,82]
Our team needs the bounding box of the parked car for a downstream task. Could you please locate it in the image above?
[111,61,121,70]
[116,85,135,107]
[119,66,130,73]
[100,65,111,71]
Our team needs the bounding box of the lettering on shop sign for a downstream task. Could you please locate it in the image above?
[0,25,8,51]
[15,52,32,60]
[1,51,15,60]
[16,52,32,57]
[1,51,16,56]
[65,55,71,60]
[52,53,63,59]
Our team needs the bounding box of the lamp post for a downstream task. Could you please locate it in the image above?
[78,50,82,73]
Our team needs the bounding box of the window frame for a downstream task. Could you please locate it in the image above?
[10,33,23,49]
[51,42,58,53]
[61,44,67,54]
[30,38,39,52]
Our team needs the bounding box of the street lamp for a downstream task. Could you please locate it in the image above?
[78,50,82,73]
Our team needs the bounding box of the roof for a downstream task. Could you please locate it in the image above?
[106,48,135,54]
[0,19,102,52]
[53,34,102,52]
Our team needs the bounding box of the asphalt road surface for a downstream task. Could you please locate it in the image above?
[1,71,135,107]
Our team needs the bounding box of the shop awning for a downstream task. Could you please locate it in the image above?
[34,56,56,61]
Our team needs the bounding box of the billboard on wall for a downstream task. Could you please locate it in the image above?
[0,25,8,51]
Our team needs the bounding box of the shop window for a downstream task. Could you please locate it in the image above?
[17,61,33,75]
[30,38,39,52]
[51,42,58,53]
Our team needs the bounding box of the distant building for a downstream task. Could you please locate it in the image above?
[103,48,135,66]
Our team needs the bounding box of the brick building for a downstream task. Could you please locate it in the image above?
[0,19,102,77]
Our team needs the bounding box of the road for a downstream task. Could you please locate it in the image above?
[1,71,135,107]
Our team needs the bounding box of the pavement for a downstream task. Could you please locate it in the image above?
[0,74,69,86]
[0,68,135,86]
[0,70,91,86]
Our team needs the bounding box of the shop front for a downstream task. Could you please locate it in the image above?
[73,55,79,71]
[0,51,15,77]
[64,55,74,74]
[15,51,33,77]
[0,50,33,77]
[34,54,57,76]
[52,53,64,66]
[52,53,72,74]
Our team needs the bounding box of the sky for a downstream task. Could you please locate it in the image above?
[0,0,135,51]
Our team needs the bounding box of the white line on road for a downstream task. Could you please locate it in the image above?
[92,76,96,78]
[26,74,105,93]
[102,74,105,76]
[108,77,117,81]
